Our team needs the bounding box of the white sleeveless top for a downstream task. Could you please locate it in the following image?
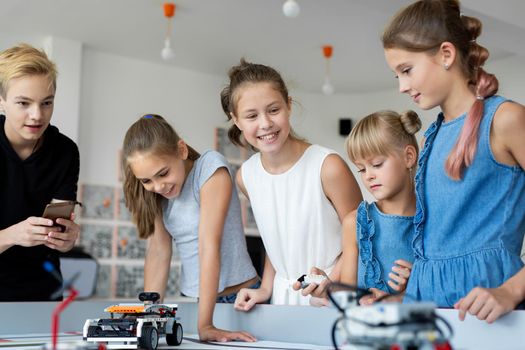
[242,145,342,305]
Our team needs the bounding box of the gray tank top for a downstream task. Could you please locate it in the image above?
[163,150,256,297]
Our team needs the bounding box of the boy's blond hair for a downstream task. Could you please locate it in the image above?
[0,43,57,98]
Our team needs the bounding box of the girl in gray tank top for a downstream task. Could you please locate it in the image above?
[122,114,258,343]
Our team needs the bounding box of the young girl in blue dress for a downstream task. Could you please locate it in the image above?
[383,0,525,322]
[341,110,421,304]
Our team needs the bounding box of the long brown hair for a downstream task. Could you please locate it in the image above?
[122,114,200,239]
[382,0,498,180]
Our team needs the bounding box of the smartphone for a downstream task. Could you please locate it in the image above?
[42,201,78,222]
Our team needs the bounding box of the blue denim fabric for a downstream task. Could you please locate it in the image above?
[406,95,525,307]
[356,202,414,294]
[216,280,261,304]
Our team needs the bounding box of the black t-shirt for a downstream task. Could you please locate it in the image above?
[0,115,80,301]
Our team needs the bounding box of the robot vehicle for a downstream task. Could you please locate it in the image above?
[83,292,183,350]
[328,285,453,350]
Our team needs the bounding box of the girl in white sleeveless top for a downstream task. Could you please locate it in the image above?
[220,59,362,307]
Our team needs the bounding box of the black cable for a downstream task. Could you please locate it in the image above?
[434,313,454,339]
[326,287,345,312]
[328,281,372,297]
[432,320,445,338]
[326,281,372,312]
[331,316,345,350]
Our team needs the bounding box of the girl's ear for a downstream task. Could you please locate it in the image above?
[439,41,457,69]
[286,96,293,116]
[231,112,242,131]
[404,145,417,169]
[178,140,189,160]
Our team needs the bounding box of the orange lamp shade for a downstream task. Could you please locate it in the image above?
[323,45,333,58]
[164,2,176,18]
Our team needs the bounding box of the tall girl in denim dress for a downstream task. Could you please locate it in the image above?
[341,110,421,304]
[383,0,525,322]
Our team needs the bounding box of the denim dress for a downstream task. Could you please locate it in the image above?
[407,95,525,307]
[357,202,414,294]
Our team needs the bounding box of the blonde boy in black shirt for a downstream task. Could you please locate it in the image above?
[0,44,80,301]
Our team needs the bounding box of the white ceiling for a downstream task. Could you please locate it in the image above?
[1,0,524,94]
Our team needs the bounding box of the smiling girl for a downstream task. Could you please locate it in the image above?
[122,114,258,342]
[220,59,362,308]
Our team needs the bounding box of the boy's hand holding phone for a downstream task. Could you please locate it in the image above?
[3,216,57,250]
[41,201,81,252]
[2,201,81,253]
[43,214,80,252]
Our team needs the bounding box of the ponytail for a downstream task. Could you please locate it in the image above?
[220,85,244,147]
[445,68,499,180]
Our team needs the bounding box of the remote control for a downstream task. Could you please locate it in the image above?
[297,274,327,289]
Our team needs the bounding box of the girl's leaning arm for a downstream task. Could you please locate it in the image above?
[340,210,358,286]
[198,167,255,342]
[233,167,274,310]
[320,154,363,222]
[144,216,173,301]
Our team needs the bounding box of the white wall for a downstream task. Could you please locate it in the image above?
[43,37,83,143]
[486,55,525,102]
[79,49,228,185]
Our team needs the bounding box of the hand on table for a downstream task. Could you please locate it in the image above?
[199,325,256,342]
[454,285,520,323]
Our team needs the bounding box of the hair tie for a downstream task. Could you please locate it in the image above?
[143,114,154,119]
[476,95,484,101]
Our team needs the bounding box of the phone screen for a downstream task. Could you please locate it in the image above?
[42,201,78,221]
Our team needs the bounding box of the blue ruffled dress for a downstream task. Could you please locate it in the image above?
[357,202,414,294]
[407,95,525,306]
